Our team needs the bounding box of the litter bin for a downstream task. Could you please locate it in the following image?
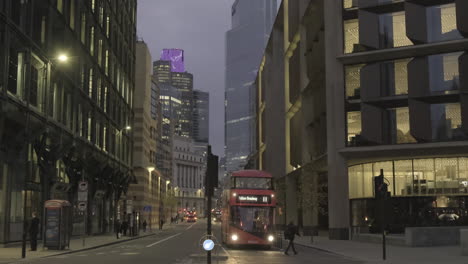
[44,200,72,250]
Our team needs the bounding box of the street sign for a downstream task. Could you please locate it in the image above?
[126,200,133,213]
[202,239,215,251]
[78,181,88,202]
[78,181,88,191]
[78,202,87,211]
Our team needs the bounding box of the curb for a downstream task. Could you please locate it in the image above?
[294,240,364,261]
[43,232,158,258]
[3,233,158,263]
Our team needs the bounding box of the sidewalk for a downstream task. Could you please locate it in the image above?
[293,234,467,264]
[0,224,177,264]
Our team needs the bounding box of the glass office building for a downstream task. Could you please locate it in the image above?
[225,0,277,173]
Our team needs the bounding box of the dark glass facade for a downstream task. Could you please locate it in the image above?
[343,0,468,233]
[225,0,277,173]
[0,0,136,242]
[193,90,209,143]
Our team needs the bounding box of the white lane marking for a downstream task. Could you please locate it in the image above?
[96,252,105,255]
[185,222,197,230]
[120,252,140,255]
[146,233,182,247]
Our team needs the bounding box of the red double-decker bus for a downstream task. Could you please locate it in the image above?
[221,170,276,247]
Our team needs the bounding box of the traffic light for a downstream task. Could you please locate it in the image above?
[374,169,390,199]
[205,145,219,196]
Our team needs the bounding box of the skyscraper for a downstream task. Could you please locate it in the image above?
[193,90,210,144]
[154,58,194,139]
[225,0,277,173]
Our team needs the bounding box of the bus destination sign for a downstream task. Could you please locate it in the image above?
[237,195,270,204]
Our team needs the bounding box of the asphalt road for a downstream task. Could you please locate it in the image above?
[13,220,363,264]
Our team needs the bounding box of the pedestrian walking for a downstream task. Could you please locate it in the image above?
[143,220,147,232]
[159,218,164,230]
[122,220,128,236]
[284,221,300,255]
[115,219,121,239]
[29,212,40,251]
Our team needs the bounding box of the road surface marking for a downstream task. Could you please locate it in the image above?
[146,233,182,247]
[185,222,196,230]
[120,252,140,255]
[96,252,105,255]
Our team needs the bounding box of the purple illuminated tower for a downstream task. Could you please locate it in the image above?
[160,49,185,72]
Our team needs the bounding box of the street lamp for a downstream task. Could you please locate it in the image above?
[147,166,155,230]
[125,126,131,130]
[57,54,69,62]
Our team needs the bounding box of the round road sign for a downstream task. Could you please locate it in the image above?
[202,239,215,251]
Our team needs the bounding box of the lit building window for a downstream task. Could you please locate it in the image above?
[427,4,461,43]
[378,12,412,48]
[428,52,462,93]
[347,111,362,146]
[344,19,359,54]
[431,103,462,141]
[345,64,363,100]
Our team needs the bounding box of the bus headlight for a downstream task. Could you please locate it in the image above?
[231,234,238,241]
[268,235,274,242]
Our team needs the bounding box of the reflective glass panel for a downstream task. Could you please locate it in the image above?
[429,52,462,93]
[379,12,412,48]
[394,160,413,196]
[434,158,458,195]
[413,159,435,196]
[348,165,363,199]
[363,164,374,197]
[345,64,363,100]
[431,103,463,141]
[234,177,272,189]
[344,19,359,54]
[347,111,362,146]
[427,4,462,43]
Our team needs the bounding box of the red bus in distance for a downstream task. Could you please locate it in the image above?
[221,170,276,247]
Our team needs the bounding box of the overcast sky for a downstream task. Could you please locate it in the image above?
[137,0,235,157]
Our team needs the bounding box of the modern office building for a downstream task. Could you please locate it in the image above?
[153,60,172,85]
[172,72,194,138]
[172,135,206,215]
[256,0,468,240]
[225,0,277,173]
[193,90,209,144]
[126,42,163,231]
[0,0,137,243]
[154,58,194,139]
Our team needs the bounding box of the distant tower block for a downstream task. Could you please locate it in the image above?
[161,49,185,72]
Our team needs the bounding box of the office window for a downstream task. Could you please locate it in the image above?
[374,161,394,195]
[103,86,108,112]
[413,159,435,195]
[427,4,462,43]
[88,68,93,98]
[97,77,101,105]
[90,26,95,55]
[57,0,63,13]
[70,0,75,29]
[29,55,45,111]
[7,44,25,98]
[106,16,110,37]
[343,0,357,9]
[344,19,359,54]
[428,52,462,93]
[431,103,463,141]
[81,13,86,44]
[345,64,363,100]
[348,164,364,199]
[379,12,412,48]
[388,107,416,144]
[98,40,103,66]
[347,111,362,146]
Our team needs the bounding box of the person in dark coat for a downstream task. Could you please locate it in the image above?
[284,221,300,255]
[115,220,121,239]
[29,212,40,251]
[121,220,128,236]
[142,220,147,232]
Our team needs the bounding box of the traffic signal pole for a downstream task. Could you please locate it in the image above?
[205,145,218,264]
[374,169,388,261]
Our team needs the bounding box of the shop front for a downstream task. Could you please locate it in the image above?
[349,157,468,233]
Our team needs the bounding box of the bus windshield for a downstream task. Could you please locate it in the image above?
[233,177,272,189]
[231,206,273,234]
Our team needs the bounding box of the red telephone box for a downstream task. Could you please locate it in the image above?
[44,200,72,250]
